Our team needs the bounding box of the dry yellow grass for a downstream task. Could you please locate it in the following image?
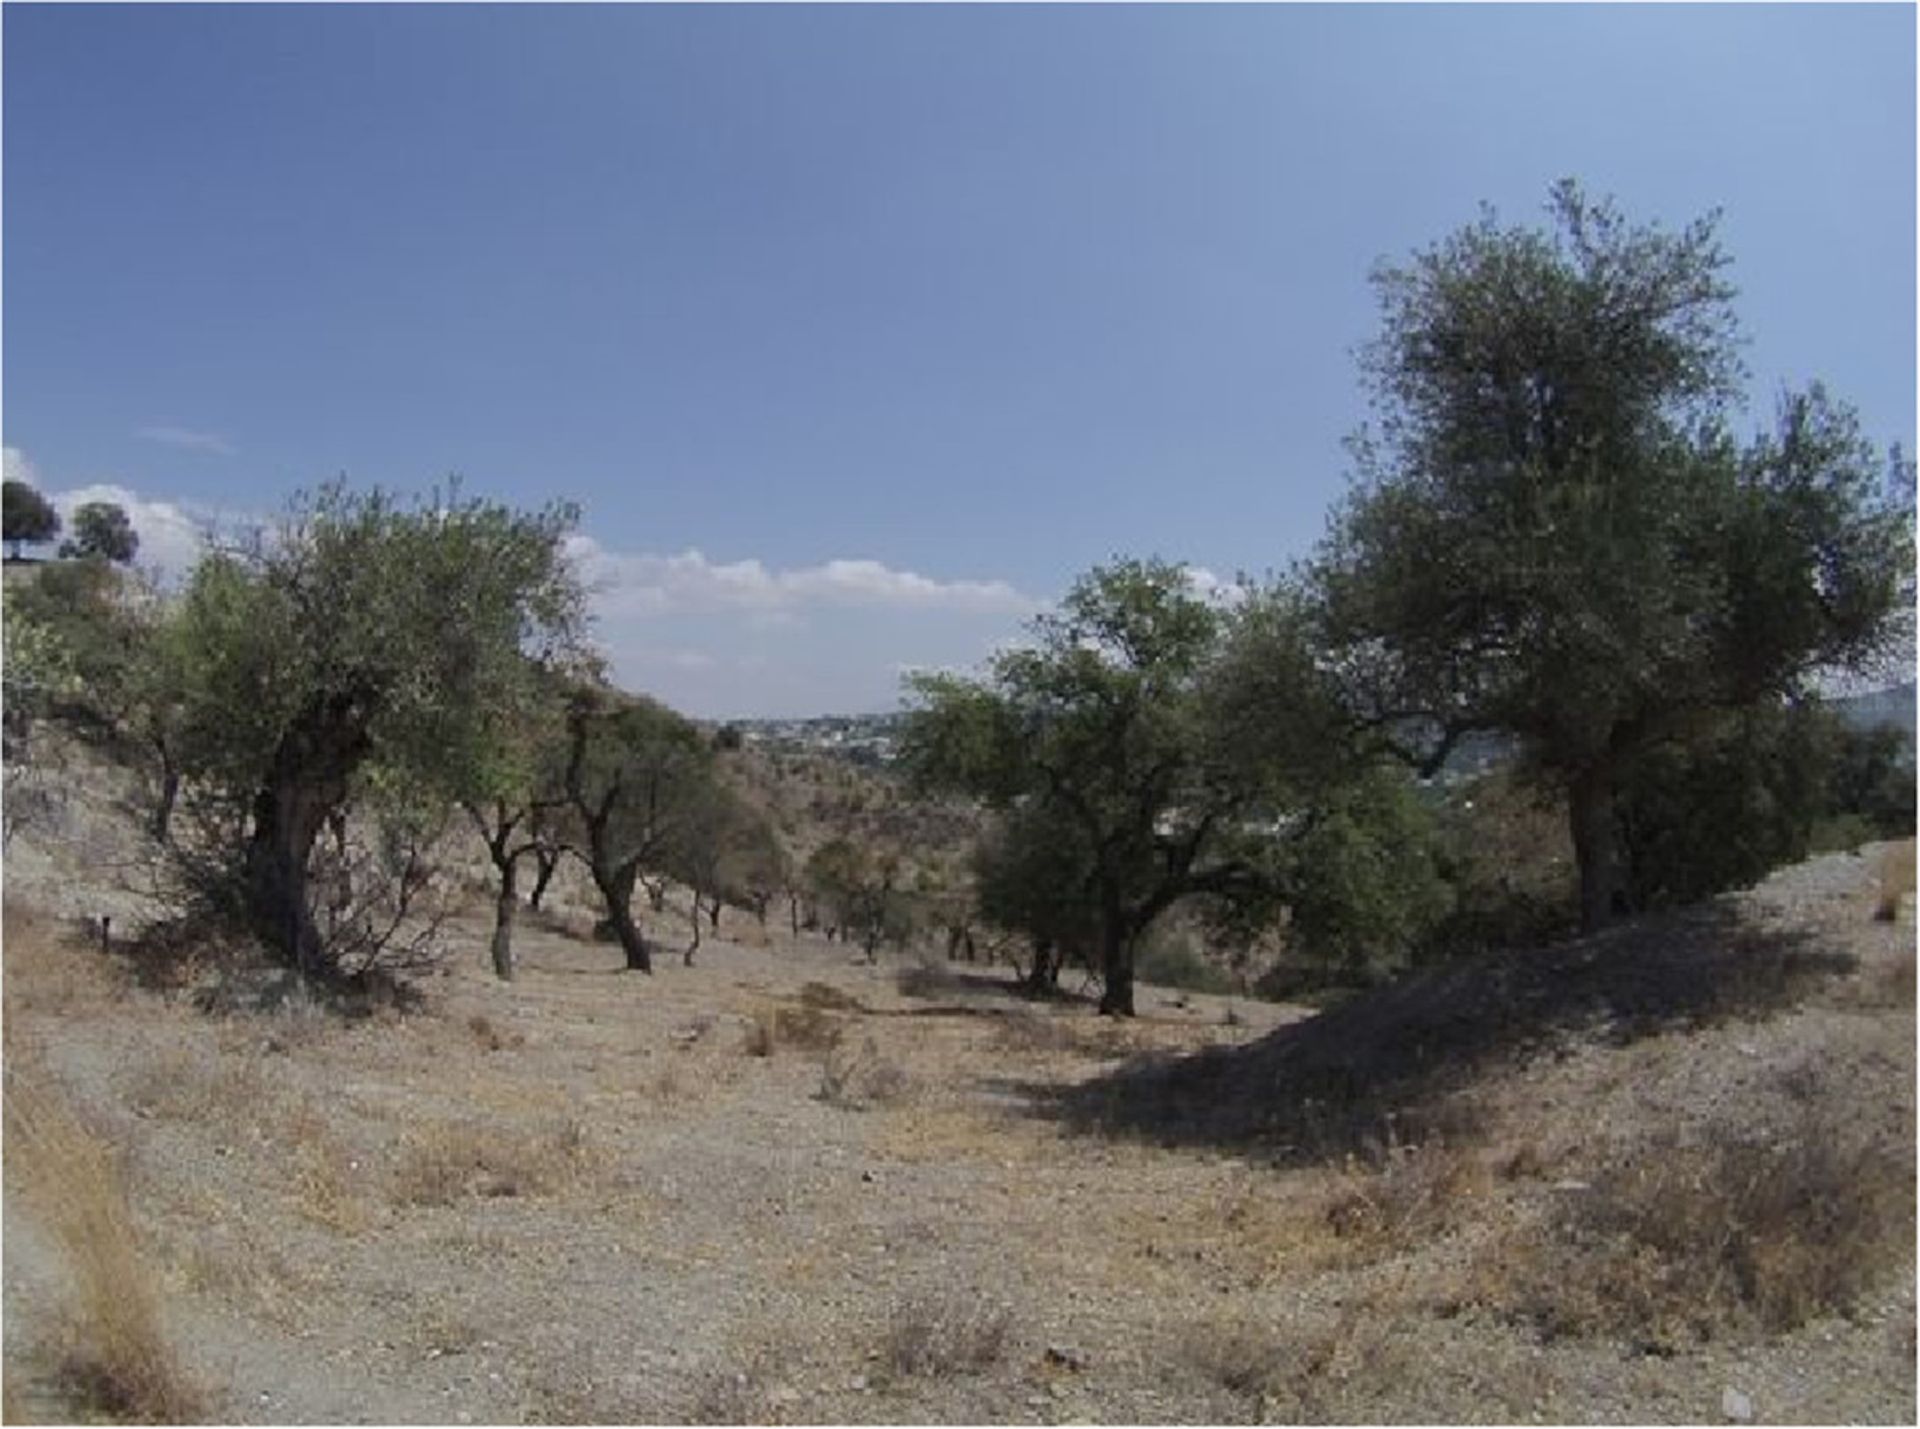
[389,1116,596,1206]
[2,1073,206,1422]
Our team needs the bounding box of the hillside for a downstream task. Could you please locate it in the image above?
[1,742,1913,1424]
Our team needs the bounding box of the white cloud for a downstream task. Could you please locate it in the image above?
[135,425,235,456]
[564,537,1042,620]
[1184,564,1249,606]
[49,482,218,580]
[4,446,41,489]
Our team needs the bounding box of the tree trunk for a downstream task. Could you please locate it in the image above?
[685,892,702,966]
[147,734,181,843]
[490,856,518,981]
[246,777,335,982]
[1024,937,1060,995]
[708,896,721,931]
[789,893,800,937]
[1097,904,1135,1017]
[527,846,559,910]
[1569,763,1625,934]
[595,861,650,971]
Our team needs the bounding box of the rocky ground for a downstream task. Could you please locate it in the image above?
[2,759,1913,1424]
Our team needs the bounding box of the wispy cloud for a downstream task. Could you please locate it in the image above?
[135,425,235,456]
[564,537,1043,620]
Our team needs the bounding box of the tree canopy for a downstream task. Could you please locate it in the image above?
[3,480,60,557]
[901,558,1276,1015]
[1315,182,1913,929]
[166,482,584,981]
[60,501,140,564]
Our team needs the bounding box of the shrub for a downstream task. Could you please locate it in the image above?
[880,1293,1011,1379]
[818,1036,913,1110]
[1486,1118,1913,1348]
[1134,931,1235,996]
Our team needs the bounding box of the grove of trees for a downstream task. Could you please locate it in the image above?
[0,182,1909,1018]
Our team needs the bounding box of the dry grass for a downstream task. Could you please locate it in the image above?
[2,1074,207,1422]
[466,1013,526,1053]
[1179,1305,1415,1421]
[1476,1115,1914,1349]
[818,1035,914,1110]
[1318,1136,1494,1264]
[797,980,866,1013]
[743,1003,847,1057]
[880,1291,1012,1379]
[389,1116,596,1207]
[1874,839,1915,922]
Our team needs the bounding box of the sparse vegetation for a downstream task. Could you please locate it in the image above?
[3,1075,206,1423]
[880,1292,1012,1379]
[1480,1114,1914,1348]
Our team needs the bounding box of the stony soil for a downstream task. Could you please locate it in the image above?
[2,760,1913,1424]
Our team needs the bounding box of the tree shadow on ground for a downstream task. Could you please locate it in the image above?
[999,903,1856,1168]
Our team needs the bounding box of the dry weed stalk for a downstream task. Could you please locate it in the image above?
[2,1074,207,1422]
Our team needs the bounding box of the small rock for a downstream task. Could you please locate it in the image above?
[767,1385,801,1408]
[849,1375,868,1392]
[1722,1387,1754,1422]
[1044,1344,1090,1372]
[861,1170,876,1183]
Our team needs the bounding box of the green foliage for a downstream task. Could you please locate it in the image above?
[59,502,139,564]
[1275,766,1454,989]
[805,836,913,956]
[163,481,584,976]
[969,801,1099,961]
[1618,701,1915,907]
[3,479,60,555]
[1134,929,1236,996]
[1317,181,1913,928]
[902,559,1276,1014]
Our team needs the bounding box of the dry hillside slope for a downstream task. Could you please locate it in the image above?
[2,757,1912,1424]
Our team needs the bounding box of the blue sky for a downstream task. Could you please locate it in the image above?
[5,3,1913,717]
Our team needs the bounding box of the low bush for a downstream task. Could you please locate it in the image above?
[880,1292,1011,1379]
[1484,1117,1913,1348]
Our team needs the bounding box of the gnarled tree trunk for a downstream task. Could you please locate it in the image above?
[490,856,519,981]
[1569,762,1626,933]
[592,860,650,971]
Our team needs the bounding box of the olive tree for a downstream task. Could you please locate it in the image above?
[60,501,139,564]
[3,479,59,558]
[554,686,715,972]
[165,483,582,983]
[901,559,1278,1016]
[1317,182,1913,930]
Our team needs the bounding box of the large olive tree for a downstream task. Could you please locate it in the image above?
[1316,182,1912,931]
[167,483,583,983]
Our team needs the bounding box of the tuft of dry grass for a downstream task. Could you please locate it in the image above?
[389,1116,596,1207]
[1318,1136,1493,1263]
[1477,1116,1914,1349]
[743,1004,846,1057]
[3,1075,208,1422]
[466,1013,526,1053]
[880,1291,1012,1379]
[1179,1306,1415,1421]
[1874,839,1915,922]
[797,980,866,1013]
[818,1036,914,1110]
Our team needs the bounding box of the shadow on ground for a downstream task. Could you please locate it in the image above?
[1000,904,1856,1167]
